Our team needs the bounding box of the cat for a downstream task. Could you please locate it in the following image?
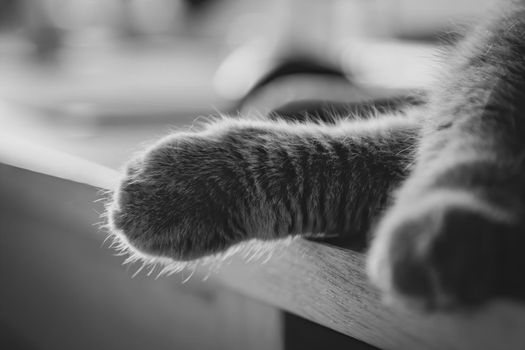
[108,1,525,310]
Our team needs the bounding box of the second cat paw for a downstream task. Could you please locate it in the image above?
[367,190,521,310]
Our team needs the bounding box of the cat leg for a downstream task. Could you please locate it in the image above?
[368,5,525,309]
[108,115,418,262]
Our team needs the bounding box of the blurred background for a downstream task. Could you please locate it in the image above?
[0,0,499,349]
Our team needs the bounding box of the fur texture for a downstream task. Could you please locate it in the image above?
[108,1,525,309]
[109,115,418,260]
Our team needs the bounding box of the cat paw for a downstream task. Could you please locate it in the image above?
[107,130,248,261]
[367,190,519,310]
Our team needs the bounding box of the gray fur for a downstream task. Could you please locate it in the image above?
[109,1,525,309]
[110,116,417,260]
[368,2,525,308]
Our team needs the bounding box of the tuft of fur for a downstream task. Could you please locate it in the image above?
[107,0,525,309]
